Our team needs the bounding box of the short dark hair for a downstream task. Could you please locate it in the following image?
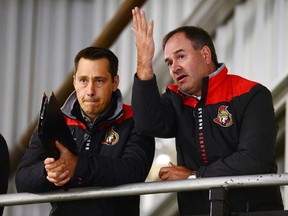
[162,26,218,66]
[74,46,118,79]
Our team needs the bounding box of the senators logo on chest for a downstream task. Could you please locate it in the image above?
[102,127,119,146]
[213,105,233,127]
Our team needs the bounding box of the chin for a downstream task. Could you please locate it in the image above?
[180,87,192,95]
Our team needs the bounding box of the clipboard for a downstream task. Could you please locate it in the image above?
[38,92,78,159]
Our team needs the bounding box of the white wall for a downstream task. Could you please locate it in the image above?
[0,0,287,215]
[214,0,288,90]
[0,0,199,215]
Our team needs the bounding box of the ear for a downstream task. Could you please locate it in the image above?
[200,45,212,64]
[112,75,119,91]
[73,74,76,88]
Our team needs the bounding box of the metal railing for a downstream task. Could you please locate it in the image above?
[1,173,288,216]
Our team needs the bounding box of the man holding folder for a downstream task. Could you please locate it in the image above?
[15,47,155,216]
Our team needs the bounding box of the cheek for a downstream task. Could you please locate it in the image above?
[100,89,113,102]
[75,87,86,99]
[169,70,175,78]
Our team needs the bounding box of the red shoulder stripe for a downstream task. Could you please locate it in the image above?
[206,75,258,105]
[98,104,132,130]
[168,84,198,108]
[64,116,86,129]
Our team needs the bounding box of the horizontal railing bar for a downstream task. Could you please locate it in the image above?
[1,173,288,207]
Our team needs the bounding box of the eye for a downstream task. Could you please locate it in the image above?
[95,79,106,87]
[79,78,87,83]
[166,61,172,67]
[96,80,104,84]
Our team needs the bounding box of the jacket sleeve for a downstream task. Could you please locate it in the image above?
[198,85,279,177]
[0,134,9,194]
[70,123,155,187]
[15,129,59,192]
[132,74,177,138]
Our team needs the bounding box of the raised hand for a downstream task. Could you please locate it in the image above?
[132,7,155,80]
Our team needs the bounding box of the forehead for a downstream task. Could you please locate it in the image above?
[76,58,110,75]
[164,32,195,58]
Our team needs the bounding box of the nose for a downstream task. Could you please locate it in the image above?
[87,82,95,96]
[171,62,181,74]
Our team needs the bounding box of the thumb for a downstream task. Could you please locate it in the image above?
[55,140,67,153]
[168,161,176,167]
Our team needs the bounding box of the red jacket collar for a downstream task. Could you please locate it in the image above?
[167,64,258,107]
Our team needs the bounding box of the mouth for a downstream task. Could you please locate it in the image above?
[84,100,99,105]
[176,74,187,83]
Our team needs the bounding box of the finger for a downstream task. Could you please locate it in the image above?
[168,161,176,167]
[45,162,65,171]
[47,175,70,186]
[132,7,141,31]
[132,7,139,29]
[159,171,169,181]
[158,167,169,178]
[47,170,69,183]
[47,168,68,179]
[55,141,67,154]
[139,9,147,31]
[147,19,154,37]
[132,8,136,32]
[54,177,71,186]
[46,163,66,173]
[158,170,163,179]
[44,157,55,165]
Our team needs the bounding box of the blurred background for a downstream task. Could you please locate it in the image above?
[0,0,287,215]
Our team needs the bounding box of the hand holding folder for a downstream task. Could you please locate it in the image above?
[38,92,78,159]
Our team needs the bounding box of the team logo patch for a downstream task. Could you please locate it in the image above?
[102,127,119,146]
[213,105,233,127]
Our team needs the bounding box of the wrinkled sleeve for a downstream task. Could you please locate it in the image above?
[132,74,176,138]
[0,134,9,194]
[15,129,58,192]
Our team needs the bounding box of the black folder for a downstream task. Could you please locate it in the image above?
[38,92,78,159]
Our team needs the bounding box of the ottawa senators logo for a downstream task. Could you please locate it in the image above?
[102,127,119,146]
[213,105,233,127]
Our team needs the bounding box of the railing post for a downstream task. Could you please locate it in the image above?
[209,188,230,216]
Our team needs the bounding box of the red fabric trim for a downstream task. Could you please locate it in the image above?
[168,67,258,107]
[117,104,133,122]
[168,84,198,107]
[64,116,86,129]
[206,74,258,105]
[98,104,132,130]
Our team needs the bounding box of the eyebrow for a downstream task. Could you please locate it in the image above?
[77,75,107,80]
[164,49,185,62]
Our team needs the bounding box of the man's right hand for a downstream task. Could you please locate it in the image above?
[44,157,69,186]
[132,7,155,80]
[159,162,193,181]
[44,141,78,186]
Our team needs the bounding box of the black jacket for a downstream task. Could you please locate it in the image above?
[0,134,9,216]
[132,64,283,215]
[15,90,155,216]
